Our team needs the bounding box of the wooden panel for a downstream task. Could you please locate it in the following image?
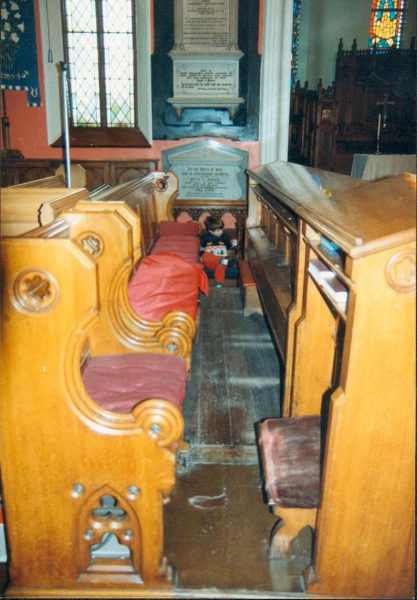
[1,159,158,192]
[308,243,415,598]
[290,272,338,416]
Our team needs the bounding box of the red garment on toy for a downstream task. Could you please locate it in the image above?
[128,252,208,321]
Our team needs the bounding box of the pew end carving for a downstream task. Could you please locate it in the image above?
[24,201,195,364]
[0,235,185,594]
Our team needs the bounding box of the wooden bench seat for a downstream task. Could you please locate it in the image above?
[258,416,321,559]
[1,234,187,592]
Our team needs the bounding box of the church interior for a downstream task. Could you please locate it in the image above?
[0,0,415,598]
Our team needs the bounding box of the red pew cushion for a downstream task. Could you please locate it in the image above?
[152,236,200,263]
[82,353,188,413]
[128,252,208,321]
[159,220,200,237]
[258,416,321,509]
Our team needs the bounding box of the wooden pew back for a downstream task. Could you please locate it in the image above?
[25,201,194,361]
[92,171,179,255]
[1,186,90,236]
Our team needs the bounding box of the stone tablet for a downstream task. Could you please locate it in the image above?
[167,0,244,118]
[162,140,248,201]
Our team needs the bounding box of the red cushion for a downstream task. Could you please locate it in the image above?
[258,416,321,509]
[159,220,200,237]
[128,252,208,321]
[152,237,200,263]
[82,353,188,413]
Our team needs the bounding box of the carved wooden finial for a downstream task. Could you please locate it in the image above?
[352,38,357,52]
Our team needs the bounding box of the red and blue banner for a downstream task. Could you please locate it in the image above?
[1,0,41,106]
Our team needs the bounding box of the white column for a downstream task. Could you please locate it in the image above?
[259,0,293,164]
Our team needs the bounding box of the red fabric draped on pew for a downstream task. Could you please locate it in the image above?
[152,220,201,263]
[128,253,208,321]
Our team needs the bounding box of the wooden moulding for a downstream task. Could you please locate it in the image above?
[1,187,90,237]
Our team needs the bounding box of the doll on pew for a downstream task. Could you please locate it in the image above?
[200,216,238,288]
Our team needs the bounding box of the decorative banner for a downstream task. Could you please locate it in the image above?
[1,0,42,106]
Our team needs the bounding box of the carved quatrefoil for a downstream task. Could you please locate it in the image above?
[386,250,416,293]
[155,178,168,192]
[76,232,104,258]
[13,269,59,313]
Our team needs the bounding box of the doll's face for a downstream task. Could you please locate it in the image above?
[209,228,223,238]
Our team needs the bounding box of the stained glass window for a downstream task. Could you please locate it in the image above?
[291,0,301,88]
[368,0,405,49]
[62,0,137,127]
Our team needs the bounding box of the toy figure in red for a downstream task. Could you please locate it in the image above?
[200,216,237,287]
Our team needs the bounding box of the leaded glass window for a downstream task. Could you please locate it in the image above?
[368,0,405,49]
[62,0,137,128]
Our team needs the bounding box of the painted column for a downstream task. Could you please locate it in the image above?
[259,0,293,164]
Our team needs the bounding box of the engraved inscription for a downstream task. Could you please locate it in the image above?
[183,0,229,49]
[163,140,248,201]
[178,164,241,199]
[175,62,236,96]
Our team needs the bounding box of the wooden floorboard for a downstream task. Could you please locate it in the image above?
[183,287,282,451]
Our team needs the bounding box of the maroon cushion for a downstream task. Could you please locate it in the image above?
[159,220,200,237]
[239,261,256,287]
[152,237,200,263]
[82,353,188,413]
[258,416,321,508]
[128,253,208,321]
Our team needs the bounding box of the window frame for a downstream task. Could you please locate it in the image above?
[39,0,152,148]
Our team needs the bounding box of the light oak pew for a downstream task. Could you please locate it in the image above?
[246,162,415,599]
[9,173,66,188]
[25,201,195,363]
[0,233,188,594]
[2,165,89,236]
[1,186,90,237]
[91,171,180,256]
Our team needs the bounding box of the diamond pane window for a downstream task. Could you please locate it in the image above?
[368,0,405,49]
[62,0,137,128]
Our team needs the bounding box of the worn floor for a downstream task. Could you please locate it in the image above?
[164,286,311,596]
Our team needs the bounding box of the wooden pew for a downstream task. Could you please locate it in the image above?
[25,201,195,363]
[0,232,188,594]
[91,171,179,256]
[9,173,66,188]
[247,161,415,598]
[1,186,90,237]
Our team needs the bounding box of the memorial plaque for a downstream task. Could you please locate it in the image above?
[174,60,238,96]
[162,140,248,201]
[167,0,244,118]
